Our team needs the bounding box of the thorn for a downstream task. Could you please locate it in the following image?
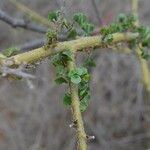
[69,120,77,128]
[86,135,95,141]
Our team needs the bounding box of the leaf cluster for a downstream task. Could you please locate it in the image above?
[100,14,150,59]
[73,13,95,35]
[2,47,20,57]
[51,48,95,112]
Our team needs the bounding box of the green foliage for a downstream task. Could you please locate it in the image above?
[3,47,20,57]
[45,29,58,49]
[51,46,94,112]
[51,49,74,85]
[100,13,150,59]
[83,57,96,68]
[68,66,88,84]
[73,12,95,35]
[137,26,150,48]
[67,28,77,39]
[48,10,61,22]
[100,14,136,44]
[63,93,72,106]
[49,11,150,114]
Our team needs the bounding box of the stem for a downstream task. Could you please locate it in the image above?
[68,53,87,150]
[132,0,150,94]
[0,32,139,66]
[10,0,53,28]
[132,0,139,26]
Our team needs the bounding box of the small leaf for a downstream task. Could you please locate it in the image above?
[55,65,67,76]
[76,67,88,76]
[55,77,68,84]
[81,23,94,34]
[51,54,61,66]
[103,34,113,43]
[63,93,72,106]
[48,11,60,22]
[73,13,87,25]
[3,47,20,57]
[80,93,90,112]
[117,13,127,23]
[82,74,90,82]
[84,58,96,67]
[71,74,81,84]
[62,49,73,61]
[67,28,77,39]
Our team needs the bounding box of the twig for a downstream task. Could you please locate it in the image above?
[10,0,54,28]
[132,0,150,94]
[18,38,45,51]
[0,10,47,33]
[0,66,35,79]
[68,53,87,150]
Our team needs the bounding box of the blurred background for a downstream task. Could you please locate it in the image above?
[0,0,150,150]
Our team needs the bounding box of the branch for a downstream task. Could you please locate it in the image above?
[68,53,87,150]
[17,38,45,51]
[132,0,150,94]
[10,0,53,28]
[0,10,47,33]
[132,0,139,26]
[0,32,139,66]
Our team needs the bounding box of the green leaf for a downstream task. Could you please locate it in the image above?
[103,34,113,43]
[67,28,77,39]
[117,13,127,23]
[63,93,72,106]
[81,23,94,34]
[62,49,73,61]
[82,74,90,82]
[73,13,87,25]
[48,11,60,22]
[55,65,67,76]
[3,47,20,57]
[51,54,60,66]
[55,77,68,84]
[76,67,88,75]
[80,93,90,112]
[84,58,96,67]
[71,74,81,84]
[140,48,150,60]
